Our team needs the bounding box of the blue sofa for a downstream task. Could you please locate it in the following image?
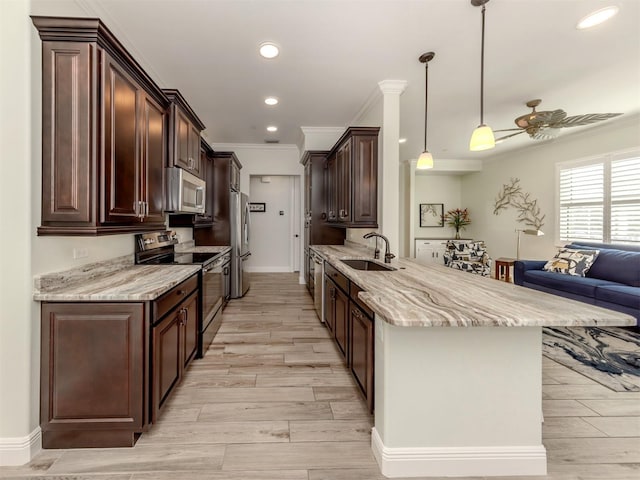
[514,242,640,325]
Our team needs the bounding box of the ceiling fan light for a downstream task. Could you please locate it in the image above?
[577,6,619,29]
[416,150,434,170]
[469,124,495,151]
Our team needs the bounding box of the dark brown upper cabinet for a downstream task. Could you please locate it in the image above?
[169,138,215,228]
[193,152,242,246]
[32,16,170,235]
[163,89,206,179]
[325,127,379,228]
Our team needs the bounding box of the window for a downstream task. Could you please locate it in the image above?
[558,151,640,245]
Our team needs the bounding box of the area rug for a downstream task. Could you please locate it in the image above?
[542,326,640,392]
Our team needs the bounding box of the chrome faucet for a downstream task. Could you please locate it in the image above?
[363,232,395,263]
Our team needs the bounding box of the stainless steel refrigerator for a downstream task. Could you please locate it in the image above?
[230,191,251,298]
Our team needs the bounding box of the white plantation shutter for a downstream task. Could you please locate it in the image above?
[558,152,640,245]
[559,163,604,242]
[611,157,640,243]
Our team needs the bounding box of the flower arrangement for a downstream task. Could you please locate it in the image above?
[443,208,471,239]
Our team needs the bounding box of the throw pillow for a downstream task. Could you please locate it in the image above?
[543,248,600,277]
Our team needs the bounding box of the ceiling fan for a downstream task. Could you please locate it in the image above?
[494,99,622,143]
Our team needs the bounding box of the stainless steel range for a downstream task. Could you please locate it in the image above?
[135,231,230,357]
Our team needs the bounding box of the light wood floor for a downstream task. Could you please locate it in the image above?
[2,273,639,479]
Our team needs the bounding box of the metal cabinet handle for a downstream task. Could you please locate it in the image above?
[352,308,362,319]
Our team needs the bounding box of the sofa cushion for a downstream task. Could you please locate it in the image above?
[543,248,600,277]
[595,285,640,310]
[579,248,640,287]
[523,270,619,298]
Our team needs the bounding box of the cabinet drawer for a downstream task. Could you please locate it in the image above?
[349,282,374,318]
[154,274,198,321]
[325,262,349,293]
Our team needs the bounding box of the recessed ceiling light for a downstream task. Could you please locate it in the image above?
[398,138,407,144]
[259,42,279,59]
[265,97,279,106]
[266,126,278,132]
[577,6,619,29]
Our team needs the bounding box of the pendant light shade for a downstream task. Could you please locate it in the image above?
[417,151,434,170]
[417,51,435,170]
[469,0,495,152]
[470,124,495,151]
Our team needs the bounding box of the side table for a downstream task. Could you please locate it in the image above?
[494,257,516,283]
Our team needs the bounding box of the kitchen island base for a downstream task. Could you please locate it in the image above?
[372,322,547,477]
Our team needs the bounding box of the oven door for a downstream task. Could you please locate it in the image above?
[199,256,224,357]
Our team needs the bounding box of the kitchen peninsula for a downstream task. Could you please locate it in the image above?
[311,244,635,478]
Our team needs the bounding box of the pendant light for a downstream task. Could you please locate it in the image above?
[469,0,495,151]
[417,51,435,170]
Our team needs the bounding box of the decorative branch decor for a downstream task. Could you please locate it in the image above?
[443,208,471,239]
[493,178,545,230]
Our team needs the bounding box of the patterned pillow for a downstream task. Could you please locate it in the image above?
[449,241,486,262]
[543,248,600,277]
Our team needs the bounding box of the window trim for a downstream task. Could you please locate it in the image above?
[555,147,640,246]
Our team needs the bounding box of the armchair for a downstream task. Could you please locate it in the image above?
[444,240,492,276]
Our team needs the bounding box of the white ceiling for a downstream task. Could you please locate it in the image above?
[66,0,640,160]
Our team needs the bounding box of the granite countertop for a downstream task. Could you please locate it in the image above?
[175,242,231,255]
[34,255,201,302]
[310,244,636,329]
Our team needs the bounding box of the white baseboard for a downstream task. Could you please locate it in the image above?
[245,266,293,273]
[0,427,42,466]
[371,428,547,478]
[298,274,305,285]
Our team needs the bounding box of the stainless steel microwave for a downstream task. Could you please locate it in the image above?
[165,168,206,214]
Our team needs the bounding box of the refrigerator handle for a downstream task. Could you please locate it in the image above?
[244,201,251,245]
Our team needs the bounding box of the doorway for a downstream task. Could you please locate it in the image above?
[246,175,300,272]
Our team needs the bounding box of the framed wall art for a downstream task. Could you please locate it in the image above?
[249,202,266,213]
[419,203,444,227]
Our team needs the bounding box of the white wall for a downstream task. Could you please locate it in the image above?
[246,176,296,272]
[414,174,463,242]
[0,0,36,459]
[461,115,640,261]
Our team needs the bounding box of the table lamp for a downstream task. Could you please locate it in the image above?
[516,229,544,260]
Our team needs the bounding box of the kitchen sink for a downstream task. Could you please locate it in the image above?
[340,259,396,271]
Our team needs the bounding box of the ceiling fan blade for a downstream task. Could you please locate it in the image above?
[495,131,525,143]
[530,109,567,125]
[531,128,560,140]
[493,128,522,133]
[554,113,623,128]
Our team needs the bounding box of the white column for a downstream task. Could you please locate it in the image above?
[408,160,417,258]
[377,80,407,258]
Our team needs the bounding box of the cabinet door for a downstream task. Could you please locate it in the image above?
[334,285,349,359]
[152,309,182,421]
[325,154,338,221]
[337,141,352,222]
[195,151,214,225]
[349,302,374,412]
[40,303,145,448]
[182,291,199,369]
[40,41,93,226]
[140,94,166,225]
[189,125,202,177]
[174,109,191,171]
[102,54,141,224]
[324,275,335,335]
[352,135,377,224]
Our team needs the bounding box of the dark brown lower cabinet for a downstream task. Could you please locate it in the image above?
[349,301,374,412]
[322,262,375,413]
[40,303,146,448]
[334,287,349,357]
[324,275,336,336]
[40,274,199,448]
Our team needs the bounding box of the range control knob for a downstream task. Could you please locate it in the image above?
[144,238,154,245]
